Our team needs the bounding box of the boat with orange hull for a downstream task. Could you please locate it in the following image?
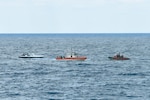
[56,56,87,61]
[56,50,87,61]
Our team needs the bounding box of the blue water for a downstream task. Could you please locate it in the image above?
[0,34,150,100]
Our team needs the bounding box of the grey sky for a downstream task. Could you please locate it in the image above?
[0,0,150,33]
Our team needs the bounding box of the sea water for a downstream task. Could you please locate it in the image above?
[0,34,150,100]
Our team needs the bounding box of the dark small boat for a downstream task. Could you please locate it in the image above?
[108,53,130,60]
[108,57,130,60]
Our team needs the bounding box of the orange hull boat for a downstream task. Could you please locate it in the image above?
[56,49,87,61]
[56,56,87,61]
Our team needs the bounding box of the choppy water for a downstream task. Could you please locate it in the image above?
[0,34,150,100]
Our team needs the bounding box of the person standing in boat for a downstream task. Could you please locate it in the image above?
[120,55,124,58]
[116,52,120,58]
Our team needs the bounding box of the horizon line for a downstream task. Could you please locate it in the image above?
[0,33,150,34]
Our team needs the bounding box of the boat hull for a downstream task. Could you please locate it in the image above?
[108,57,130,60]
[19,55,44,58]
[19,56,44,58]
[56,57,87,61]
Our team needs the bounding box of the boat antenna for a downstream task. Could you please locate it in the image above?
[71,47,73,56]
[71,47,72,51]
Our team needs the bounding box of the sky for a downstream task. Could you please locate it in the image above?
[0,0,150,33]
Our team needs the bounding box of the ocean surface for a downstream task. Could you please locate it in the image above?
[0,34,150,100]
